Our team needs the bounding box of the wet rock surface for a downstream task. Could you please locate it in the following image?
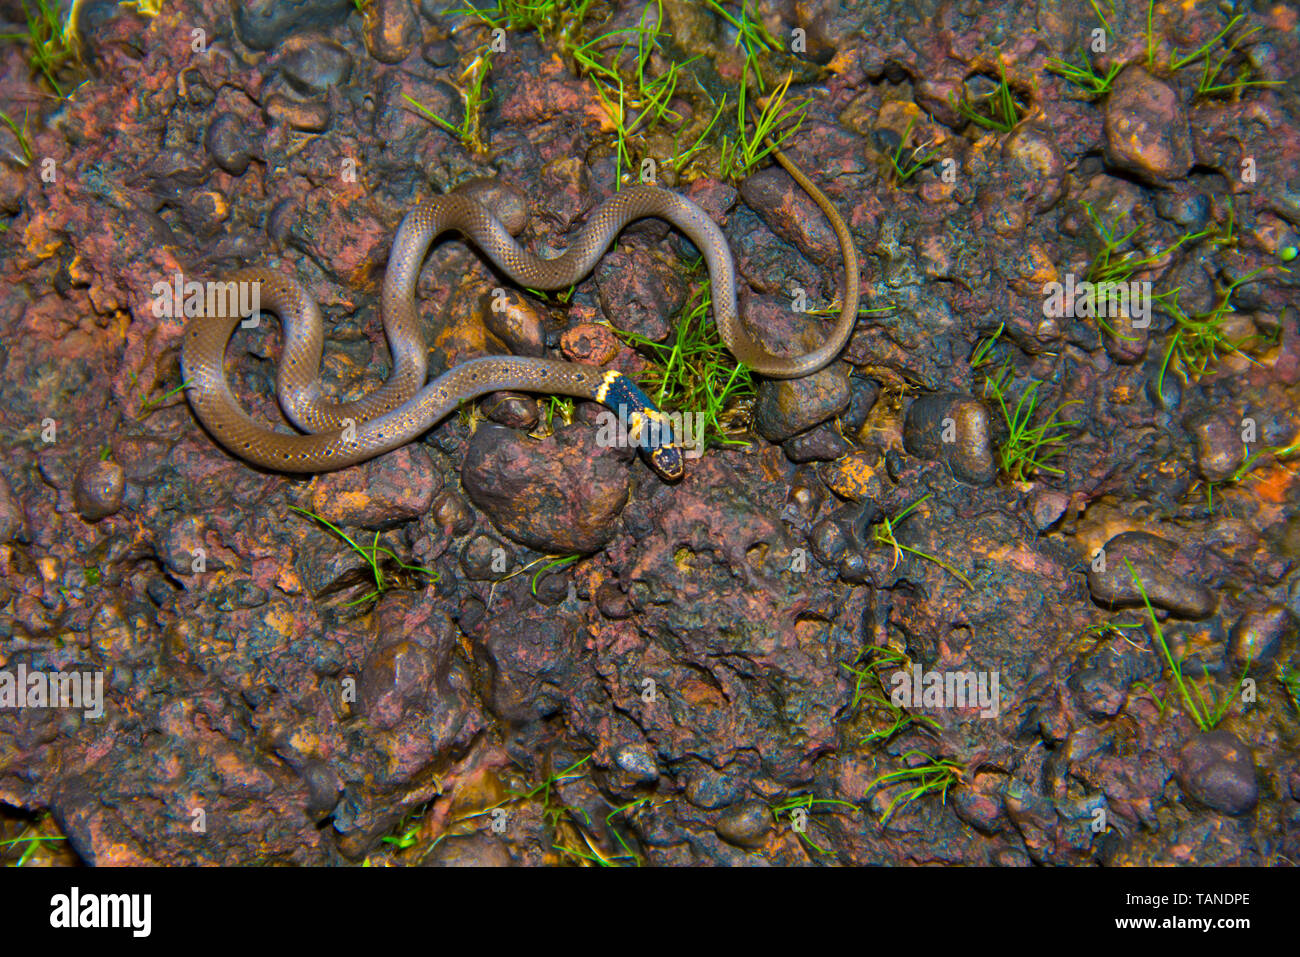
[1,0,1297,869]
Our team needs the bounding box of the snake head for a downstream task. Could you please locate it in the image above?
[644,443,684,482]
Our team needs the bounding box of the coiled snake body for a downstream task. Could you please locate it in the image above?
[181,143,858,479]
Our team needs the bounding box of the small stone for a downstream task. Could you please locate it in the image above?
[1229,605,1293,667]
[1028,488,1069,531]
[1104,67,1192,182]
[754,365,851,442]
[431,489,474,535]
[1087,531,1214,619]
[561,322,621,366]
[73,459,125,521]
[783,422,851,463]
[483,292,545,357]
[481,391,539,429]
[1183,411,1246,484]
[1177,731,1257,815]
[460,533,510,580]
[205,113,253,176]
[820,451,884,501]
[714,801,772,849]
[308,445,438,528]
[614,744,659,785]
[0,470,22,542]
[595,581,632,619]
[424,834,512,866]
[264,94,331,132]
[363,0,421,64]
[279,37,352,96]
[234,0,352,51]
[903,393,995,485]
[1002,125,1065,213]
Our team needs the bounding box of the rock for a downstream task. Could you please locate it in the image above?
[596,251,688,343]
[1229,605,1293,667]
[839,376,880,433]
[264,94,331,132]
[783,422,851,462]
[561,322,621,365]
[613,744,659,785]
[754,364,851,442]
[820,451,885,501]
[595,580,632,619]
[461,423,632,553]
[903,393,996,485]
[1002,125,1065,213]
[234,0,353,51]
[307,445,438,528]
[1177,731,1257,815]
[714,801,771,849]
[360,638,438,731]
[1028,488,1069,531]
[205,113,254,176]
[430,489,475,535]
[460,533,511,580]
[278,37,352,96]
[424,833,512,866]
[73,459,125,521]
[685,768,741,809]
[483,291,546,357]
[1183,411,1245,483]
[481,391,539,430]
[363,0,421,63]
[1087,531,1214,618]
[1104,67,1192,182]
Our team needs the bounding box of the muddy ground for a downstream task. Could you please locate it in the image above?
[0,0,1298,866]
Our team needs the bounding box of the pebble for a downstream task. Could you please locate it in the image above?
[481,391,540,430]
[460,533,511,580]
[1001,126,1065,213]
[1229,605,1294,667]
[264,94,331,133]
[1177,731,1258,815]
[483,291,546,357]
[754,365,850,442]
[1104,67,1192,181]
[1183,411,1246,484]
[202,111,250,174]
[278,37,352,96]
[903,393,996,485]
[359,638,437,730]
[613,744,659,785]
[234,0,353,51]
[363,0,421,64]
[820,451,885,502]
[560,323,621,365]
[783,422,851,463]
[1087,531,1214,618]
[0,471,22,542]
[714,801,772,849]
[73,459,125,521]
[430,489,475,536]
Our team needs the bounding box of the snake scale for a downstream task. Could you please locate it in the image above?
[181,141,859,480]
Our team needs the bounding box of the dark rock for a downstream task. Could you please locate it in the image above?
[431,489,475,535]
[903,393,996,485]
[278,37,352,96]
[461,423,631,553]
[685,768,741,810]
[0,470,21,541]
[360,638,438,731]
[205,113,254,176]
[473,616,574,722]
[839,376,880,433]
[783,422,851,462]
[481,391,539,429]
[1028,488,1069,531]
[613,744,659,785]
[1087,531,1214,618]
[1177,731,1257,815]
[234,0,353,51]
[264,94,331,132]
[714,801,771,849]
[460,533,511,580]
[73,459,125,521]
[754,364,851,442]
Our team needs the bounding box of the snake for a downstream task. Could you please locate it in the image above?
[181,141,859,480]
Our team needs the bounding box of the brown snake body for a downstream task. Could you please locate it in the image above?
[181,142,859,478]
